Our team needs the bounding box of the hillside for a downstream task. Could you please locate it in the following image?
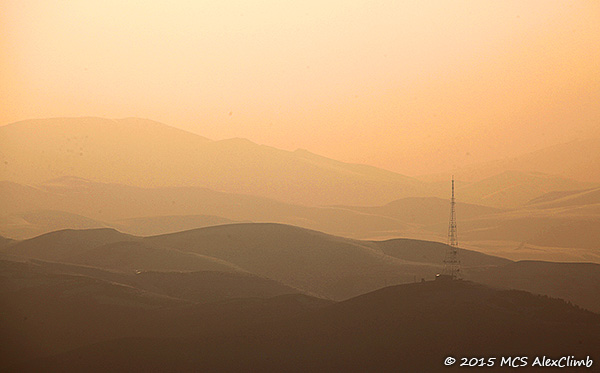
[425,138,600,183]
[526,187,600,209]
[0,259,319,368]
[2,228,243,274]
[2,224,510,300]
[0,117,429,206]
[0,259,186,364]
[374,238,510,267]
[3,228,137,262]
[336,197,502,226]
[14,281,600,372]
[0,179,403,240]
[455,171,596,208]
[146,223,441,299]
[4,223,600,311]
[0,210,108,239]
[112,214,239,236]
[466,260,600,313]
[69,241,242,273]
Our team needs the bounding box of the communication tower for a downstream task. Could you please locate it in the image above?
[439,176,460,280]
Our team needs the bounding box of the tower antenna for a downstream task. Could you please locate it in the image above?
[442,176,460,280]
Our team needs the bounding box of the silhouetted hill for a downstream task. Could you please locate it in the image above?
[70,241,242,273]
[127,271,302,303]
[467,260,600,313]
[0,225,431,299]
[2,228,244,273]
[16,281,600,372]
[5,224,600,311]
[0,117,429,205]
[0,259,186,365]
[0,258,327,370]
[145,223,440,299]
[6,259,302,304]
[4,177,599,265]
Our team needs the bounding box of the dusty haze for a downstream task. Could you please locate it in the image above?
[2,1,599,175]
[2,2,600,371]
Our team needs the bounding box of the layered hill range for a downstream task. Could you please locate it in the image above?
[1,177,599,263]
[1,117,598,206]
[1,224,599,371]
[1,224,599,312]
[1,117,599,263]
[0,117,426,206]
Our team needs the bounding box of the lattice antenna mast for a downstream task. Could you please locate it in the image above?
[443,176,460,279]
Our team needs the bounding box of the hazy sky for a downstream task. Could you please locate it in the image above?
[1,0,599,175]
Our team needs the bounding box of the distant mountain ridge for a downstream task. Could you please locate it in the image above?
[0,117,429,206]
[424,138,600,183]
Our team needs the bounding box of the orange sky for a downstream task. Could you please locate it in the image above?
[1,0,599,175]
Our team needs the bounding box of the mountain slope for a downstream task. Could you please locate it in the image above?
[17,281,600,372]
[3,228,136,262]
[69,241,242,273]
[374,238,510,267]
[5,224,600,313]
[455,171,596,207]
[3,224,508,300]
[526,187,600,209]
[0,210,108,239]
[0,259,322,369]
[145,223,438,299]
[2,229,242,274]
[467,260,600,313]
[0,179,405,240]
[112,214,239,236]
[336,197,502,226]
[0,117,429,205]
[0,259,186,365]
[430,138,600,183]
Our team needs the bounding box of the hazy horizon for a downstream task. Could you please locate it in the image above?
[2,2,600,370]
[2,1,599,176]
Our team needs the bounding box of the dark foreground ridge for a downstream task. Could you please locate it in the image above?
[10,280,600,372]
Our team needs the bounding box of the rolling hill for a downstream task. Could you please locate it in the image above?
[0,179,404,240]
[0,259,318,369]
[4,174,597,263]
[466,260,600,313]
[3,228,137,262]
[1,224,507,301]
[2,228,241,274]
[3,224,600,312]
[12,280,600,372]
[145,223,444,299]
[0,209,108,239]
[112,214,239,236]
